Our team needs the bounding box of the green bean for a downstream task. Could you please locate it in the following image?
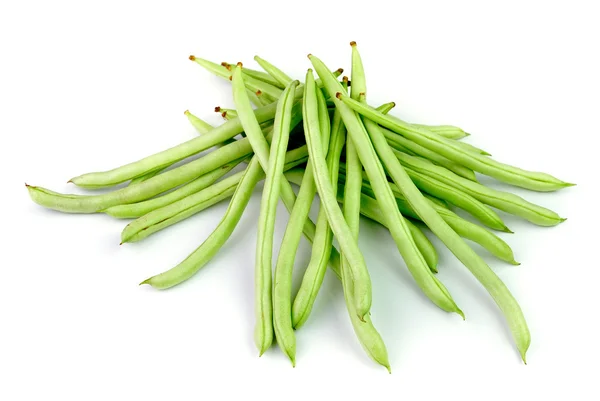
[106,157,246,219]
[390,150,511,232]
[221,61,286,90]
[412,124,469,140]
[340,95,573,192]
[254,56,294,87]
[121,147,308,243]
[247,89,267,106]
[296,69,372,320]
[451,140,491,156]
[291,80,342,329]
[28,137,258,213]
[251,80,298,355]
[67,101,281,188]
[395,151,566,226]
[382,127,477,181]
[217,108,238,119]
[376,101,396,114]
[351,173,517,264]
[354,75,529,360]
[310,53,462,317]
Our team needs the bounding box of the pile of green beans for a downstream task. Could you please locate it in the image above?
[26,42,573,371]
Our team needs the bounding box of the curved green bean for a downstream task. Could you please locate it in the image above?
[68,101,281,188]
[311,53,462,317]
[396,151,566,226]
[340,95,573,192]
[251,80,298,355]
[295,69,372,320]
[121,148,308,243]
[28,138,257,213]
[412,124,469,140]
[254,56,294,87]
[383,127,477,181]
[291,82,341,329]
[357,86,529,360]
[106,157,245,219]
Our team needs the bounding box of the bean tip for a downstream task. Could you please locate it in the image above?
[342,76,349,83]
[183,109,190,115]
[390,102,396,108]
[221,111,227,119]
[307,53,312,59]
[139,278,152,286]
[67,179,73,184]
[457,308,466,320]
[385,365,392,374]
[511,260,521,266]
[560,217,568,223]
[236,61,243,68]
[562,182,576,188]
[214,106,221,113]
[228,75,232,81]
[335,92,342,99]
[350,41,357,47]
[188,55,196,61]
[221,61,231,71]
[336,68,344,74]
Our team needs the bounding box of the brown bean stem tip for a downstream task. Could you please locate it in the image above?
[307,53,312,59]
[236,62,243,67]
[256,90,262,95]
[335,92,342,99]
[350,41,357,46]
[184,110,190,115]
[228,76,232,81]
[189,55,196,61]
[342,76,349,82]
[214,106,221,112]
[359,92,366,96]
[221,112,227,118]
[336,68,344,74]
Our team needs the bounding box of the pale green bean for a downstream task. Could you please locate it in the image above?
[311,53,462,316]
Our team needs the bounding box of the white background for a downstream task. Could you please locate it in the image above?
[1,1,599,400]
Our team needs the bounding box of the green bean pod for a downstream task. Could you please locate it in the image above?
[382,127,477,181]
[254,56,294,87]
[296,69,372,320]
[396,151,566,226]
[340,95,573,192]
[311,53,462,317]
[354,79,529,360]
[412,124,469,140]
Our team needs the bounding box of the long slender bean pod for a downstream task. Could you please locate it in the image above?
[310,53,462,316]
[295,69,372,320]
[291,82,342,328]
[394,151,565,226]
[250,80,298,355]
[413,124,469,140]
[254,56,294,87]
[382,127,477,181]
[340,95,573,192]
[354,76,529,360]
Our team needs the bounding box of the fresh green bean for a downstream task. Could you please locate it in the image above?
[254,56,294,87]
[106,157,246,219]
[311,53,462,316]
[251,80,298,355]
[28,138,258,213]
[340,95,573,192]
[412,124,469,140]
[291,81,342,329]
[68,101,282,188]
[222,61,287,89]
[382,127,477,181]
[391,151,511,232]
[248,89,267,106]
[295,70,372,321]
[395,151,566,226]
[354,73,529,360]
[451,140,491,156]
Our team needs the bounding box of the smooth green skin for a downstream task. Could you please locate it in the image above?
[107,159,244,219]
[243,68,286,90]
[254,56,294,87]
[396,151,565,226]
[291,83,343,329]
[311,54,462,317]
[121,149,308,243]
[231,65,291,355]
[452,140,490,156]
[352,173,518,265]
[273,82,348,363]
[341,95,573,192]
[360,109,529,361]
[242,79,298,356]
[383,127,477,181]
[247,89,267,106]
[295,70,372,322]
[413,124,469,140]
[390,150,510,232]
[284,169,438,274]
[127,110,234,188]
[68,102,281,188]
[28,137,261,213]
